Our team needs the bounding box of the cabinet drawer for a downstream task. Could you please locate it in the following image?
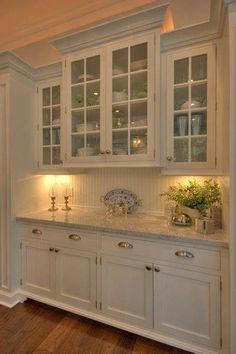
[18,224,97,251]
[101,235,220,270]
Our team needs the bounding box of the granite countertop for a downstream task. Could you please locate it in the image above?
[16,208,228,247]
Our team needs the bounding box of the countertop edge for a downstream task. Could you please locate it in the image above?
[15,216,229,248]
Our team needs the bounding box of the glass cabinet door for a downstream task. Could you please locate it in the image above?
[167,46,215,168]
[40,82,61,166]
[108,37,154,160]
[70,53,103,159]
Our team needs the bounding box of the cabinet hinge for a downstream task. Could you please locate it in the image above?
[20,279,22,286]
[65,153,67,160]
[215,157,217,167]
[220,279,222,291]
[215,102,217,112]
[220,337,223,348]
[20,241,22,249]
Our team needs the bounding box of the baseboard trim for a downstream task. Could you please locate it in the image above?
[18,290,220,354]
[0,289,26,308]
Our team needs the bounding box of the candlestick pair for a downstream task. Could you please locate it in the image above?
[48,194,72,211]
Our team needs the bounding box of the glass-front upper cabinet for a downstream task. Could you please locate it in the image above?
[166,45,216,169]
[106,35,155,161]
[66,49,105,162]
[38,80,62,167]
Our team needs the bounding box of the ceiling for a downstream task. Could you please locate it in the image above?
[0,0,211,68]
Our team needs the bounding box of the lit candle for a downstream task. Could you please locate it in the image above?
[49,184,57,197]
[64,184,72,197]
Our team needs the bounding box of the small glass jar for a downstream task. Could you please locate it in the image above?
[195,217,215,234]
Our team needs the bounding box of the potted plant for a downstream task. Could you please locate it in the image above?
[161,179,222,220]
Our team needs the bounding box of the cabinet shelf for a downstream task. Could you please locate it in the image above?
[174,79,207,89]
[71,79,100,87]
[174,107,207,114]
[71,105,100,112]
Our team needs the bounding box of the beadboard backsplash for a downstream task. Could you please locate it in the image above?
[15,169,229,229]
[70,169,206,214]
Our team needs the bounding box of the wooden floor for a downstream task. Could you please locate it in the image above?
[0,300,192,354]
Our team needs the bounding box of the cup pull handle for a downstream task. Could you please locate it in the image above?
[118,242,133,249]
[175,250,194,258]
[145,266,152,271]
[68,234,81,241]
[32,229,42,235]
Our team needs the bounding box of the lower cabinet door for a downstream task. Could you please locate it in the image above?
[101,255,153,328]
[22,241,55,298]
[154,265,221,348]
[55,248,97,311]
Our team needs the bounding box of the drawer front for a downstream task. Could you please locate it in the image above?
[18,224,97,251]
[101,235,220,270]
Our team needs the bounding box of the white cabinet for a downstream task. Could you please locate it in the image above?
[19,223,225,353]
[22,240,97,311]
[37,79,62,168]
[22,241,55,298]
[101,255,153,328]
[65,48,106,162]
[64,33,157,165]
[56,247,97,310]
[154,265,221,348]
[164,44,216,170]
[106,35,155,162]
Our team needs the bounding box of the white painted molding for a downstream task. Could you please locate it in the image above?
[224,0,236,4]
[0,51,61,81]
[0,52,35,80]
[0,289,26,308]
[50,4,168,54]
[33,62,62,81]
[161,0,226,51]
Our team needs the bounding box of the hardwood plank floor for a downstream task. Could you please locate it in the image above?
[0,300,192,354]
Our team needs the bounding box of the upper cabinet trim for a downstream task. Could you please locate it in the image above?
[50,4,168,54]
[161,0,226,52]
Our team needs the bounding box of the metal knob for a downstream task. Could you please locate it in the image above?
[154,267,160,272]
[32,229,42,235]
[145,266,152,271]
[118,241,133,249]
[68,234,81,241]
[175,250,194,258]
[105,150,111,154]
[99,150,105,155]
[55,249,60,253]
[166,156,173,161]
[49,247,54,252]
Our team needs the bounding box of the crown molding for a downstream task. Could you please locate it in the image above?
[0,52,35,80]
[33,62,62,81]
[0,52,61,81]
[50,4,168,54]
[161,0,226,51]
